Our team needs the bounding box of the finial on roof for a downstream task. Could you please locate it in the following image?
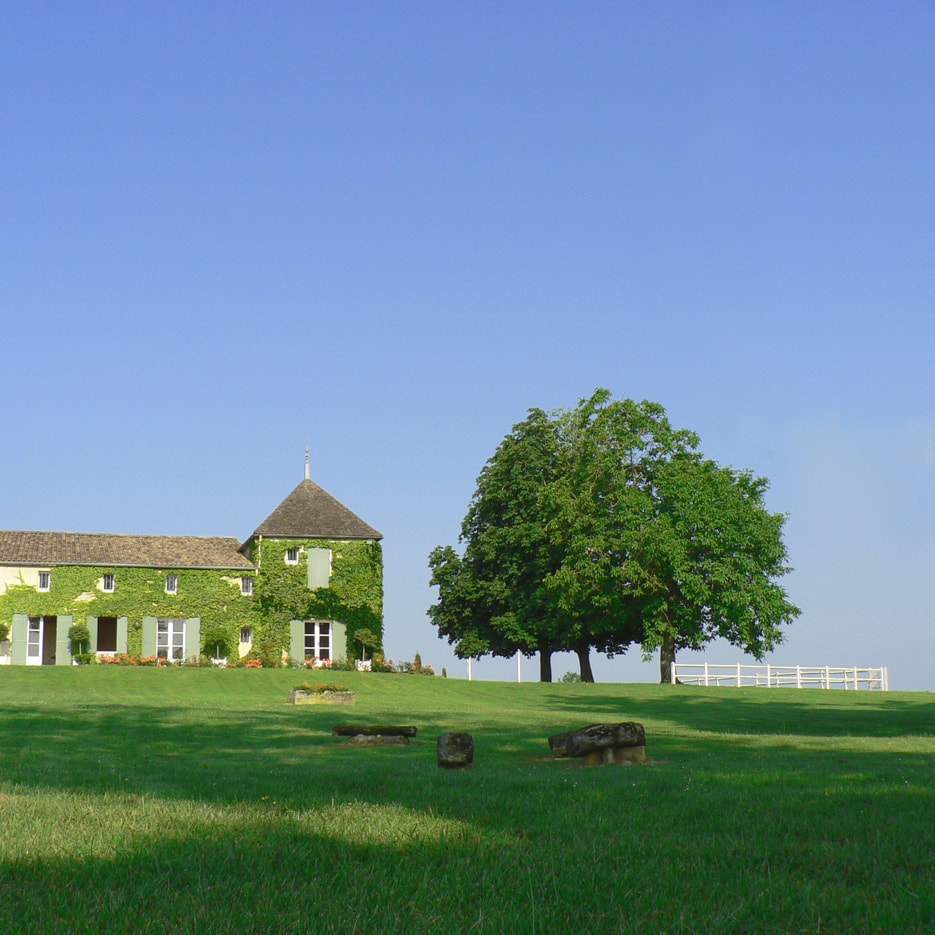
[304,447,310,481]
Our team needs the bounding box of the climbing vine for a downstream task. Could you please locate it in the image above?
[0,565,254,657]
[251,538,383,660]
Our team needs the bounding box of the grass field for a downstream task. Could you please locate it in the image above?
[0,668,931,934]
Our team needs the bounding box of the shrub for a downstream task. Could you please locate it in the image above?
[368,654,435,675]
[560,671,582,683]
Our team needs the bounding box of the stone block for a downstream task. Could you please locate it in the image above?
[437,732,474,769]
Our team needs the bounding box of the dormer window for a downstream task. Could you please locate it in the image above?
[166,574,178,594]
[38,571,51,592]
[102,573,115,592]
[285,548,300,565]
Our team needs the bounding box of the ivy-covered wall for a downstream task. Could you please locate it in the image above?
[0,537,383,664]
[250,537,383,661]
[0,566,254,658]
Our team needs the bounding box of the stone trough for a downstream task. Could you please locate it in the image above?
[548,722,646,765]
[332,725,417,745]
[288,689,356,705]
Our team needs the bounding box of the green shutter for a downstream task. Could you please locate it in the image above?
[332,621,347,660]
[142,617,157,658]
[307,548,331,589]
[56,615,73,665]
[11,614,27,665]
[117,617,129,654]
[290,620,304,661]
[185,618,201,660]
[87,616,98,652]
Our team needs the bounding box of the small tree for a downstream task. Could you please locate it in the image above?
[201,623,231,661]
[68,622,91,656]
[354,628,379,661]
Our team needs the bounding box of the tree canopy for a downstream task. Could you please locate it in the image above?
[428,390,799,682]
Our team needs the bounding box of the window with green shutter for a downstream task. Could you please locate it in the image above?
[307,548,331,589]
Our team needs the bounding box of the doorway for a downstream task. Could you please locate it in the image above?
[27,615,58,666]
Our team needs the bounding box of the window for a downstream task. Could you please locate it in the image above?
[37,572,51,592]
[102,573,115,592]
[157,618,185,661]
[97,617,118,653]
[285,548,300,565]
[307,548,332,589]
[165,574,178,594]
[240,627,253,645]
[241,576,254,595]
[304,620,331,661]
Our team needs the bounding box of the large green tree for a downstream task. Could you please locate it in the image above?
[429,390,799,682]
[429,407,568,680]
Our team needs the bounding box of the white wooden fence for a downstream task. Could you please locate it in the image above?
[670,663,889,691]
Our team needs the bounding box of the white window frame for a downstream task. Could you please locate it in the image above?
[37,571,51,592]
[102,573,115,593]
[157,618,186,662]
[27,615,43,662]
[285,547,300,565]
[304,620,331,661]
[241,576,254,595]
[165,574,178,594]
[240,626,253,645]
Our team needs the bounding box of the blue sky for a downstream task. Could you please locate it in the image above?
[3,2,933,689]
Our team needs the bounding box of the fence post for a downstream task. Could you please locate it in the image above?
[704,661,709,686]
[796,666,801,689]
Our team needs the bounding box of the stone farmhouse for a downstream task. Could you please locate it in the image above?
[0,464,382,666]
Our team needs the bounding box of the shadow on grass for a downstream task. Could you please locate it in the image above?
[1,686,933,935]
[1,692,932,805]
[534,683,935,738]
[0,731,932,935]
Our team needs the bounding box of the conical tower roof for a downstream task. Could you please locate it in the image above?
[248,478,382,541]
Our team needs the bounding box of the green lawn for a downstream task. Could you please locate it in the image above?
[0,667,931,934]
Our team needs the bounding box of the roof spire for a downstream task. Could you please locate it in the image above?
[304,447,310,481]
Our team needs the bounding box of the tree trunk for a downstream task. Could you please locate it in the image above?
[538,640,553,682]
[659,634,676,684]
[574,637,595,682]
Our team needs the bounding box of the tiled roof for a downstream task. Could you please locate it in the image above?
[248,479,382,541]
[0,531,255,570]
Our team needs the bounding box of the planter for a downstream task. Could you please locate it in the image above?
[288,689,356,705]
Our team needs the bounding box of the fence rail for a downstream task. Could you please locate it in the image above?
[670,663,889,691]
